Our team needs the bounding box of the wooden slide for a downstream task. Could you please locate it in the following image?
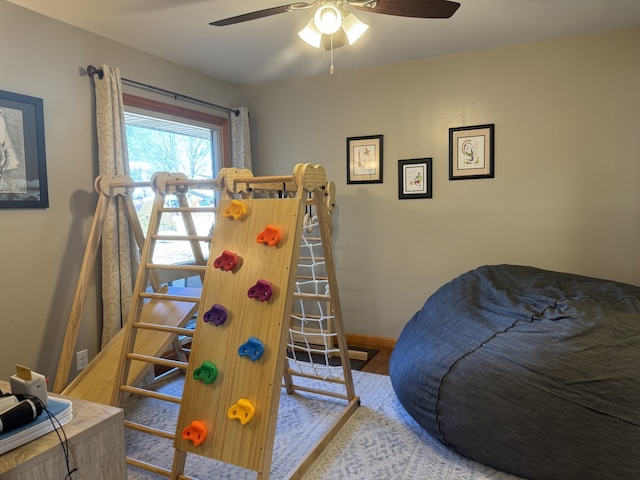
[62,286,199,405]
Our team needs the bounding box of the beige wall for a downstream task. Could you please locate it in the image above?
[242,26,640,339]
[0,1,241,382]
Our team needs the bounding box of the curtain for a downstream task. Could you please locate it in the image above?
[230,106,252,170]
[93,64,138,348]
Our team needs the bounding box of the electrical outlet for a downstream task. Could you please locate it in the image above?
[76,349,89,370]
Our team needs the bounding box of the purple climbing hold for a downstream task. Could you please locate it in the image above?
[203,304,228,326]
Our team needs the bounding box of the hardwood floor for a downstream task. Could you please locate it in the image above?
[359,346,392,376]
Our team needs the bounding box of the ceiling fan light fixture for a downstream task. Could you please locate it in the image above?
[298,18,323,48]
[341,12,369,45]
[314,4,343,34]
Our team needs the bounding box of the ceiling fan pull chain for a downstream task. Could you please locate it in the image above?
[330,35,335,75]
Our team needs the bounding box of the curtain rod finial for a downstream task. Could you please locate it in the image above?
[86,64,104,79]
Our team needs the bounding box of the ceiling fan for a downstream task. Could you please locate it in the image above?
[210,1,461,50]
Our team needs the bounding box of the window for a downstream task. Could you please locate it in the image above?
[123,94,229,269]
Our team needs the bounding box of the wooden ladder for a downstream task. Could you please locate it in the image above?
[110,172,219,477]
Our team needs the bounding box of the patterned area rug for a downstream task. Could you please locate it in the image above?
[125,370,522,479]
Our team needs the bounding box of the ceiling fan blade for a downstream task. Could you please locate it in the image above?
[353,0,460,19]
[210,2,315,26]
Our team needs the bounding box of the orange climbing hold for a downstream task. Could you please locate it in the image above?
[256,225,281,247]
[182,420,208,446]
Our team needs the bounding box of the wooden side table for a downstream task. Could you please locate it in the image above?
[0,382,125,480]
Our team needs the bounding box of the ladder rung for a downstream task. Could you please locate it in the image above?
[285,367,348,386]
[145,263,207,272]
[153,234,211,242]
[120,384,183,403]
[124,420,176,440]
[293,292,331,301]
[139,291,201,303]
[127,353,188,371]
[158,206,217,213]
[133,322,194,337]
[233,174,293,186]
[290,345,339,356]
[296,275,329,284]
[291,313,324,320]
[126,455,172,476]
[281,377,350,400]
[126,457,198,480]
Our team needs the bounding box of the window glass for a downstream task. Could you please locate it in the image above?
[124,110,220,269]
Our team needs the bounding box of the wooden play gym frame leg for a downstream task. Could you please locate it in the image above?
[53,175,152,393]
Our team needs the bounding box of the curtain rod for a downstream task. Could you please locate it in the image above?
[86,65,240,116]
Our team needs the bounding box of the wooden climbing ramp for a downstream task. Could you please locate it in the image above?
[61,285,199,404]
[57,173,210,403]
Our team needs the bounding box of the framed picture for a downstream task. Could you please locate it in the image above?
[346,134,383,184]
[449,124,494,180]
[0,89,48,208]
[398,158,432,199]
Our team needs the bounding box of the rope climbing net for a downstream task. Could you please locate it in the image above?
[286,215,343,379]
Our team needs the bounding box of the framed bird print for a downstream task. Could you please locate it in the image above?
[398,158,432,199]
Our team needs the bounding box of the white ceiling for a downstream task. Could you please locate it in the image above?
[7,0,640,85]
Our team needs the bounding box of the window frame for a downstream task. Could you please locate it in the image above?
[123,93,231,170]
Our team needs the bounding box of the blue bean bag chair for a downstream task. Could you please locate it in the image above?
[390,265,640,480]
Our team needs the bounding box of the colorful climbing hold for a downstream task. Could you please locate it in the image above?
[247,279,273,302]
[256,225,282,247]
[222,199,247,220]
[181,420,208,446]
[213,250,239,272]
[203,304,228,326]
[193,361,218,385]
[227,399,255,425]
[238,337,265,361]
